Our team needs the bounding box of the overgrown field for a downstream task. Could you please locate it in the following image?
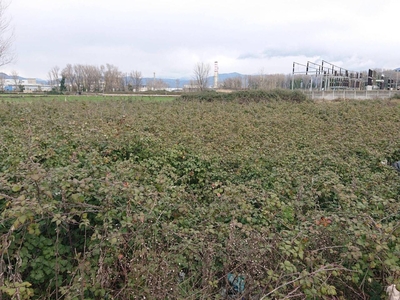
[1,97,400,299]
[0,94,175,102]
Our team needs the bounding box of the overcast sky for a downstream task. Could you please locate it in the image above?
[3,0,400,79]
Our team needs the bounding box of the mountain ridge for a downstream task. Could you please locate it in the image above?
[143,72,245,88]
[0,72,247,88]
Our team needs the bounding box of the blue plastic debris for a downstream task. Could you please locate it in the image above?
[227,273,245,293]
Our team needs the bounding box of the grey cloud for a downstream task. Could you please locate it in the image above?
[5,0,400,78]
[238,47,326,60]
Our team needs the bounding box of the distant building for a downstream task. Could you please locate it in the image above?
[183,83,201,92]
[0,77,52,92]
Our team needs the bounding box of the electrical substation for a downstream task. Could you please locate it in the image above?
[291,60,399,92]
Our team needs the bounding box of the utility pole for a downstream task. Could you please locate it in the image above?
[291,62,295,90]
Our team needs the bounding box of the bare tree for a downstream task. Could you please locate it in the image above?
[185,79,196,92]
[193,62,210,91]
[153,78,168,91]
[0,73,5,91]
[10,69,18,91]
[47,71,53,87]
[258,69,267,89]
[129,70,142,92]
[81,65,90,92]
[103,64,122,92]
[82,65,102,92]
[61,64,76,92]
[123,72,129,91]
[267,74,286,89]
[247,75,258,90]
[0,0,15,67]
[74,64,86,92]
[246,71,288,90]
[243,75,250,90]
[222,77,243,90]
[47,66,60,91]
[90,65,103,92]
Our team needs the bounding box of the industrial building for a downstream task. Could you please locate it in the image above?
[0,76,52,92]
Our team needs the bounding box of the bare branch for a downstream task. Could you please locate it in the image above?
[129,70,142,92]
[260,264,355,299]
[193,62,210,91]
[0,0,15,67]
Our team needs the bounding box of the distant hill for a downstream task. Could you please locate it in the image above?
[0,72,247,88]
[0,72,12,79]
[143,72,246,88]
[216,72,244,81]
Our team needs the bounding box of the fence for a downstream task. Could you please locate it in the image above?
[303,90,399,100]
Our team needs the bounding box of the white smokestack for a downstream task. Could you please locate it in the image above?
[213,61,218,89]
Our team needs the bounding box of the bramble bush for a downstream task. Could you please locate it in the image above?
[0,97,400,299]
[180,89,309,103]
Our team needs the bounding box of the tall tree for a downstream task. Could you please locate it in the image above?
[103,64,122,92]
[47,71,53,87]
[59,76,67,92]
[74,64,85,92]
[193,62,210,91]
[129,70,142,92]
[0,0,15,67]
[222,77,243,90]
[61,64,76,92]
[10,69,18,91]
[0,73,4,91]
[82,65,102,92]
[47,66,60,91]
[153,78,168,90]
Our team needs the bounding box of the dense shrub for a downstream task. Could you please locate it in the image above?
[181,89,309,103]
[1,99,400,299]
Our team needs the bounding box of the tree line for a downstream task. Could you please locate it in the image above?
[221,73,293,90]
[187,62,294,92]
[47,64,170,93]
[48,63,296,94]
